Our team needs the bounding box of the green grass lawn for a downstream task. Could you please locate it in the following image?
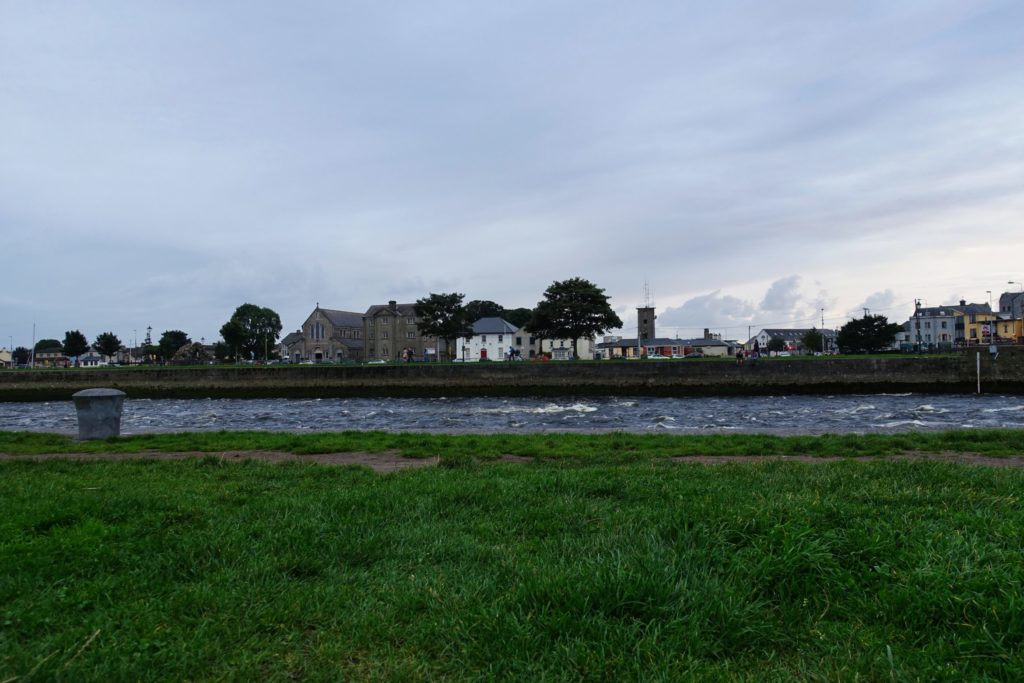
[2,455,1023,681]
[2,428,1024,460]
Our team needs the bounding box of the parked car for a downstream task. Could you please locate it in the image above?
[684,352,704,359]
[645,353,669,359]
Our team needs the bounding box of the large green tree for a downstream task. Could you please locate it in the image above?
[837,315,902,354]
[62,330,89,365]
[13,347,30,365]
[158,330,191,362]
[34,339,61,352]
[527,277,623,359]
[463,300,504,323]
[220,304,282,361]
[502,307,533,328]
[94,332,122,360]
[800,328,824,354]
[414,293,473,361]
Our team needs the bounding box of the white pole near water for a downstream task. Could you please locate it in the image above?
[976,352,981,394]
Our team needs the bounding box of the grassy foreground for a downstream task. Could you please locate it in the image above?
[2,453,1024,680]
[2,427,1024,460]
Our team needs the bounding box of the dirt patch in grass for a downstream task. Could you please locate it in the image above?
[670,452,1024,468]
[2,450,1023,470]
[0,450,437,473]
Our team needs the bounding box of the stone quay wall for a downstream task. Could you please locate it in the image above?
[1,351,1023,402]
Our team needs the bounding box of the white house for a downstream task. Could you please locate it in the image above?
[458,318,596,361]
[459,318,525,361]
[539,336,596,360]
[78,347,112,367]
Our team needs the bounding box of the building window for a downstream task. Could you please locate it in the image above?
[407,317,415,324]
[406,331,416,339]
[970,329,977,339]
[381,331,389,340]
[381,317,389,325]
[481,335,487,343]
[498,335,503,343]
[924,322,931,329]
[516,337,522,346]
[369,332,375,340]
[941,321,947,329]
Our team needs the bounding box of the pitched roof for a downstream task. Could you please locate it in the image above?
[756,328,837,339]
[915,302,992,317]
[280,331,304,345]
[596,337,726,348]
[364,302,418,317]
[471,317,518,335]
[321,308,364,328]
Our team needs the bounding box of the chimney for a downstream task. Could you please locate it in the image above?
[704,328,710,339]
[389,300,397,311]
[959,299,966,306]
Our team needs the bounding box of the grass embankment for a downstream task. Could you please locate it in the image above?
[2,457,1023,680]
[1,428,1023,460]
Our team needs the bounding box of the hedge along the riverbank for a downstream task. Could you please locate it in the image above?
[2,350,1023,401]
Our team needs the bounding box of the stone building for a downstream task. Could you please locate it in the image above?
[280,305,365,363]
[362,300,438,361]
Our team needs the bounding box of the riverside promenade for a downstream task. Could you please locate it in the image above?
[2,351,1023,401]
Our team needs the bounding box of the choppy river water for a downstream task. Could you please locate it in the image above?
[3,394,1024,435]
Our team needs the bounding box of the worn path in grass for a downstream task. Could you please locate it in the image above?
[3,450,1024,470]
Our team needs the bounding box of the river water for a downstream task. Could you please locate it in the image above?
[2,394,1024,435]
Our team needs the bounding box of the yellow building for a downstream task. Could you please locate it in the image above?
[964,315,1022,345]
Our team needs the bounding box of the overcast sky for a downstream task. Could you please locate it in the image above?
[3,1,1023,348]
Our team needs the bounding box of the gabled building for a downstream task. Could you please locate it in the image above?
[79,348,112,367]
[281,305,365,363]
[362,300,437,362]
[746,329,838,354]
[458,317,524,361]
[999,291,1024,320]
[906,300,992,350]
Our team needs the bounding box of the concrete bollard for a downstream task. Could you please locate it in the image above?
[72,388,127,440]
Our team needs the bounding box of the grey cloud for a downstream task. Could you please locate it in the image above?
[2,2,1023,345]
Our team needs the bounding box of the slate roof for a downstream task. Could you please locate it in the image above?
[321,308,364,328]
[471,317,519,335]
[364,303,419,317]
[757,328,837,339]
[281,331,304,346]
[596,337,726,349]
[914,302,992,317]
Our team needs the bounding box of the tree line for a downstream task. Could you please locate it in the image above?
[14,303,283,367]
[7,282,907,368]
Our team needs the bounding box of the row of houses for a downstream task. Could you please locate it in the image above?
[280,298,856,364]
[900,292,1024,351]
[276,289,1024,364]
[279,302,597,363]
